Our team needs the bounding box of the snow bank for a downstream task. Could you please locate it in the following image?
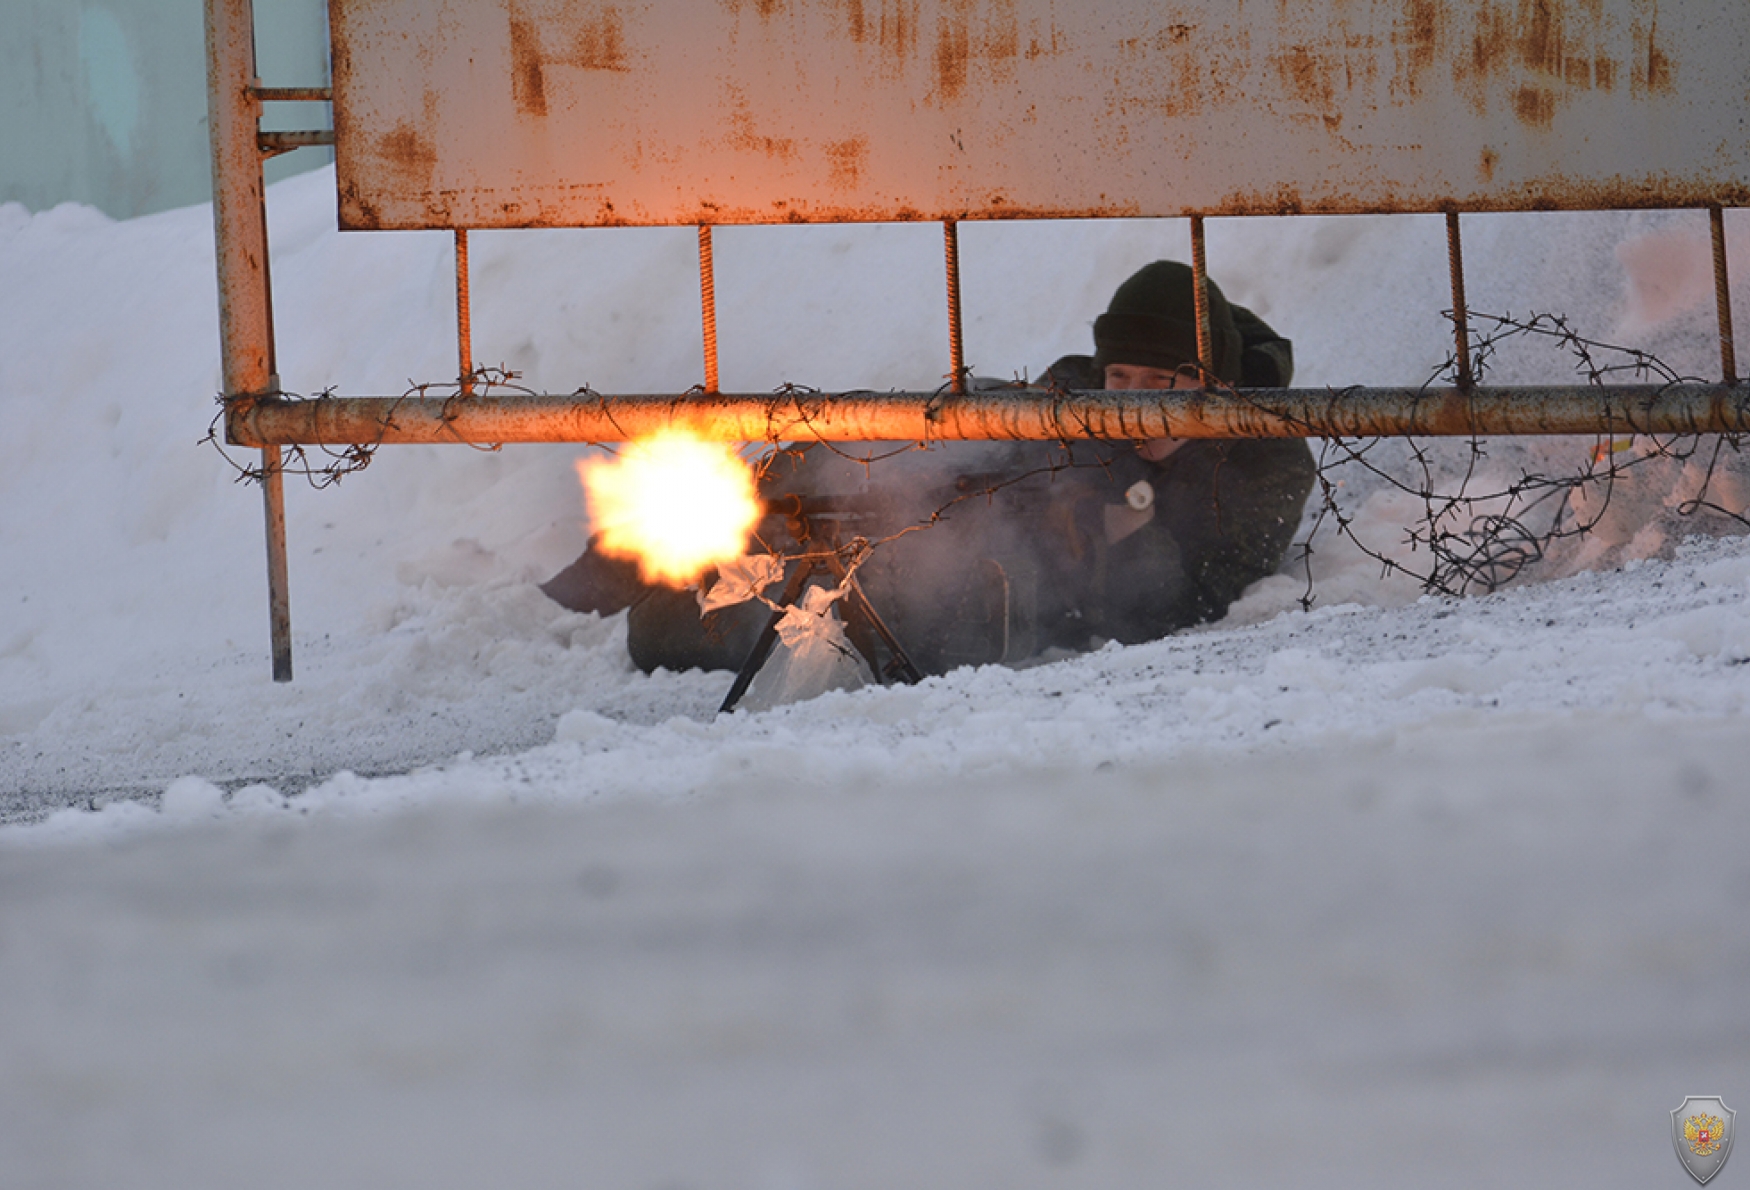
[2,173,1745,807]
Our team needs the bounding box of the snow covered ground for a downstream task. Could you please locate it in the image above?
[1,171,1748,1187]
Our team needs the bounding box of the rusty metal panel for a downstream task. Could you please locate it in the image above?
[329,0,1750,230]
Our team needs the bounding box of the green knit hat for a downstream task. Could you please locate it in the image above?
[1092,261,1243,383]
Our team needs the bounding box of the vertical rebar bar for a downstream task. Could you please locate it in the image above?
[698,225,720,394]
[944,219,966,394]
[455,228,474,395]
[1447,211,1474,389]
[260,192,289,682]
[1710,205,1738,385]
[261,443,291,678]
[1189,215,1213,378]
[207,0,291,680]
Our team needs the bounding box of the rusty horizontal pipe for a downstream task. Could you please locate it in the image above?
[227,385,1750,446]
[258,129,335,154]
[250,86,332,102]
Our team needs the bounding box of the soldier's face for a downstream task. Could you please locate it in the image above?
[1104,363,1197,460]
[1103,363,1201,390]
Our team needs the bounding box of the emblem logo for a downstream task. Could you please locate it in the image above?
[1672,1096,1736,1185]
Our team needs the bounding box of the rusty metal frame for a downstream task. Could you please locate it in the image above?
[697,226,720,395]
[208,0,294,680]
[453,229,474,396]
[1712,206,1739,386]
[208,0,1747,681]
[1446,213,1475,391]
[1189,216,1214,377]
[944,220,967,394]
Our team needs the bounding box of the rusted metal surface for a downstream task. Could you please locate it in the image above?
[228,385,1750,446]
[207,0,293,681]
[698,226,719,393]
[258,129,336,156]
[260,445,293,682]
[208,0,273,399]
[1189,216,1212,375]
[251,85,333,102]
[1713,206,1738,385]
[943,221,965,394]
[453,229,473,394]
[1447,212,1474,388]
[329,0,1750,230]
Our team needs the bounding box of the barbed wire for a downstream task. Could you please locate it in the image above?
[208,313,1748,621]
[203,365,550,488]
[1282,311,1745,603]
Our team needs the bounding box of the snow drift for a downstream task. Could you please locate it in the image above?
[1,171,1748,1188]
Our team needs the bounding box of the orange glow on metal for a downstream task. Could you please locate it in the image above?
[330,0,1750,230]
[577,430,762,587]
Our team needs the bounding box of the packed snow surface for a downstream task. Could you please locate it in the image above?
[1,171,1748,1188]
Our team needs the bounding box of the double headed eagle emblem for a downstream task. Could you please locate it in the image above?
[1685,1114,1726,1157]
[1672,1097,1735,1185]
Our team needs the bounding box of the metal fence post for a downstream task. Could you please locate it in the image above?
[1447,211,1474,389]
[698,226,720,394]
[454,229,474,395]
[206,0,292,681]
[1711,206,1738,385]
[1189,215,1213,378]
[944,220,966,394]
